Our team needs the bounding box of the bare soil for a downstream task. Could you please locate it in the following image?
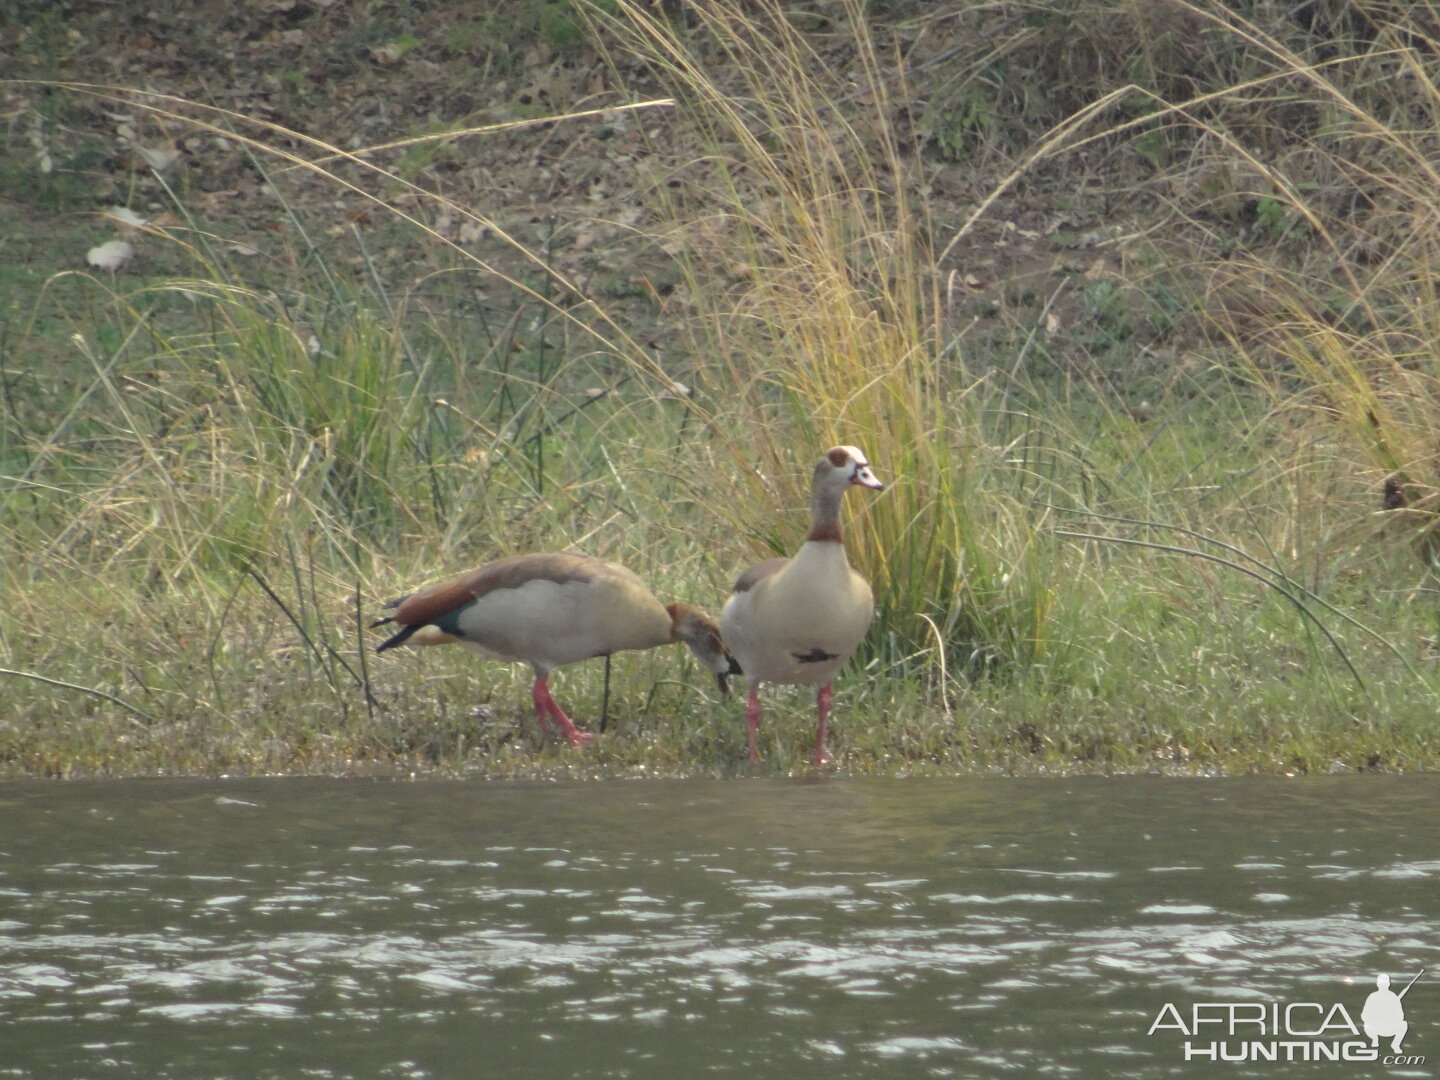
[2,0,1198,405]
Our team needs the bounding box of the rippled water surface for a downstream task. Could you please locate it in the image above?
[1,776,1437,1078]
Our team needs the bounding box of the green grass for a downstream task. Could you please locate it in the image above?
[4,0,1440,777]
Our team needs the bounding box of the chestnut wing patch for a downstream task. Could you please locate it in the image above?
[389,553,599,627]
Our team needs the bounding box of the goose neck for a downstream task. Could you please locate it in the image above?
[806,484,845,544]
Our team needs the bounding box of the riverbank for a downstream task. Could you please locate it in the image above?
[4,1,1439,778]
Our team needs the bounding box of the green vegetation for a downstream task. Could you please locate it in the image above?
[3,0,1440,778]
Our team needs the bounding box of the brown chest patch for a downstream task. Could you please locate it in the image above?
[792,647,839,664]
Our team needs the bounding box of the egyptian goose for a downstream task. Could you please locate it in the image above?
[720,445,884,764]
[372,552,737,747]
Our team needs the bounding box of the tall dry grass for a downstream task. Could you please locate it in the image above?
[1165,3,1440,560]
[590,0,1066,680]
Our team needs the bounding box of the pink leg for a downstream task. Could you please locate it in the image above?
[531,677,559,734]
[811,684,832,765]
[532,675,594,748]
[745,689,762,761]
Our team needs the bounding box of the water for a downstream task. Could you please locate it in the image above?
[1,776,1436,1079]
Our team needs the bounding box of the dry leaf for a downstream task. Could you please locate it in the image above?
[103,206,147,228]
[86,240,134,271]
[136,144,181,172]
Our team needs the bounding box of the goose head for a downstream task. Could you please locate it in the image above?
[816,445,884,493]
[667,603,743,696]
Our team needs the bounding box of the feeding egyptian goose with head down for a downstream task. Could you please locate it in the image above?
[371,552,738,747]
[720,445,885,764]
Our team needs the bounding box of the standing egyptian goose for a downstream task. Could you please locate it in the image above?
[371,552,737,747]
[720,445,885,764]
